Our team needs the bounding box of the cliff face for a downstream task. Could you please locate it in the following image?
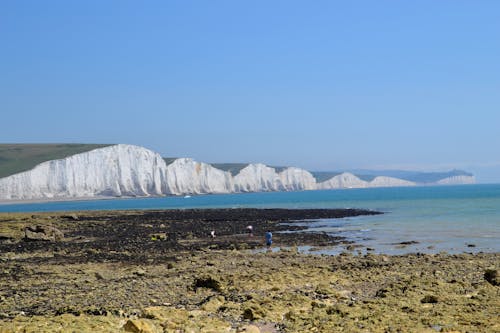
[369,176,416,187]
[317,173,368,189]
[232,164,317,192]
[0,144,168,200]
[436,175,476,185]
[233,164,282,192]
[316,173,415,189]
[164,158,233,195]
[279,167,317,191]
[0,144,476,201]
[0,146,319,200]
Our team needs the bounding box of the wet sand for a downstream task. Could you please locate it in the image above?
[0,209,498,332]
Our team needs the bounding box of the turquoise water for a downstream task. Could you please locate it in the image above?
[1,184,499,254]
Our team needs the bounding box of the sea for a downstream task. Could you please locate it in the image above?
[1,184,499,255]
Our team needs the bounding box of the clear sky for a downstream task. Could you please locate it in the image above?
[1,1,499,182]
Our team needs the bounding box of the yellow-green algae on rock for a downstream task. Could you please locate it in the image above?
[0,210,498,332]
[0,249,499,332]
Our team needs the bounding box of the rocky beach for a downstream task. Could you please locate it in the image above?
[0,209,498,332]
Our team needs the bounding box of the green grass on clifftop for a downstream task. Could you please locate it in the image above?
[210,163,250,176]
[0,144,112,178]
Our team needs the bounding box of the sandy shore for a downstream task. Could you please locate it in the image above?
[0,209,498,332]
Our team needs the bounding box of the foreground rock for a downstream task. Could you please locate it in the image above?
[0,210,497,332]
[0,250,497,332]
[24,225,64,241]
[484,268,499,286]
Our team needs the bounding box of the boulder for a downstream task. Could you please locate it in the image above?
[484,269,499,286]
[242,305,265,321]
[122,319,156,333]
[94,270,114,280]
[24,225,63,241]
[201,295,225,312]
[150,233,167,241]
[193,276,224,292]
[133,268,146,277]
[420,295,439,304]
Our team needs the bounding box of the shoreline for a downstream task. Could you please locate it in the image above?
[0,208,382,255]
[0,195,145,205]
[0,209,498,332]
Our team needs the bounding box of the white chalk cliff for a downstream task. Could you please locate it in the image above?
[0,144,476,201]
[232,164,317,192]
[316,173,416,189]
[369,176,416,187]
[164,158,233,195]
[317,173,368,189]
[233,164,282,192]
[279,167,317,191]
[436,175,476,185]
[0,144,168,200]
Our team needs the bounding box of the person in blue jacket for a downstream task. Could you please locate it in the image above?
[265,230,273,247]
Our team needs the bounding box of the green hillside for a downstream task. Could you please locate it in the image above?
[310,171,342,183]
[162,157,178,166]
[211,163,250,176]
[0,144,112,178]
[211,163,288,175]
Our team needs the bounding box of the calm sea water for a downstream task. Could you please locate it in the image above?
[1,184,499,255]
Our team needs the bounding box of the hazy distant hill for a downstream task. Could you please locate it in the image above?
[211,166,473,185]
[0,144,112,178]
[345,169,474,184]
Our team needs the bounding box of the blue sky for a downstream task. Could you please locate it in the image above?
[1,1,499,182]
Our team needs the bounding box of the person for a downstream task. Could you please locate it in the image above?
[265,230,272,247]
[210,230,216,238]
[246,225,253,237]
